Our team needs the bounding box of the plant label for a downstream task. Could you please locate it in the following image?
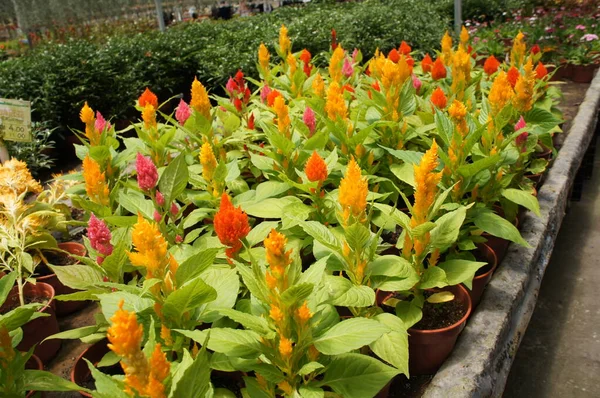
[0,98,32,142]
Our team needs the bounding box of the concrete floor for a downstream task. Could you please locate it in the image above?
[504,139,600,397]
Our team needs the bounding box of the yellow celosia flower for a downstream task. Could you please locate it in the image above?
[324,82,347,121]
[513,58,535,113]
[451,46,471,98]
[80,102,100,145]
[279,335,293,357]
[269,305,284,323]
[0,158,42,197]
[412,140,441,225]
[278,381,294,395]
[272,96,291,136]
[142,104,157,129]
[488,71,514,115]
[279,24,291,55]
[128,214,169,278]
[287,53,297,74]
[312,73,325,97]
[258,43,270,73]
[511,31,527,67]
[160,325,173,346]
[448,99,468,136]
[339,158,368,222]
[190,77,211,119]
[329,45,345,83]
[441,31,453,65]
[460,26,469,47]
[82,156,109,206]
[200,142,217,182]
[264,229,292,273]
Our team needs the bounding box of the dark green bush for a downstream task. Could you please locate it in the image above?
[0,0,448,136]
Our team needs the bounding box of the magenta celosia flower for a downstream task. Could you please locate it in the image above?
[515,116,528,151]
[136,153,158,191]
[95,111,111,133]
[303,107,316,135]
[88,213,113,259]
[154,210,162,222]
[342,59,354,78]
[412,74,422,93]
[175,99,191,125]
[260,85,272,103]
[170,202,179,216]
[515,116,526,131]
[155,190,165,206]
[352,48,359,62]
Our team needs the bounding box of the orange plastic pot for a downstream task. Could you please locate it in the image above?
[71,339,111,397]
[408,284,472,375]
[466,244,498,307]
[37,242,88,316]
[0,282,61,363]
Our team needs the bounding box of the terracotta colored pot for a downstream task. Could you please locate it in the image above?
[408,285,472,375]
[26,354,45,398]
[37,242,89,316]
[0,282,61,363]
[375,379,392,397]
[571,64,598,83]
[561,62,573,79]
[71,339,111,397]
[466,244,498,307]
[526,172,545,190]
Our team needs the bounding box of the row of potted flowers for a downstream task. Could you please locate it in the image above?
[0,25,563,397]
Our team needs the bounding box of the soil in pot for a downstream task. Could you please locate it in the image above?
[411,292,467,330]
[0,283,61,363]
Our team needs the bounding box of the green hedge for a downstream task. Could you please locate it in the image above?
[0,0,448,136]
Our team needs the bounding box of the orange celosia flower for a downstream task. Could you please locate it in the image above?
[279,335,293,357]
[388,48,400,63]
[488,71,514,115]
[80,102,100,145]
[266,89,282,107]
[142,104,157,129]
[511,31,527,67]
[200,142,217,182]
[412,140,441,225]
[421,54,433,73]
[451,46,471,97]
[139,88,158,109]
[213,193,251,258]
[535,61,548,80]
[329,45,345,83]
[430,87,448,109]
[270,304,284,323]
[513,58,535,113]
[484,55,501,75]
[80,102,95,125]
[399,41,411,55]
[448,100,468,135]
[272,96,291,136]
[431,58,447,80]
[258,43,270,73]
[279,24,291,55]
[128,214,170,277]
[312,73,325,97]
[278,381,293,395]
[297,301,312,323]
[339,158,368,222]
[304,151,328,185]
[507,66,520,88]
[82,156,109,206]
[107,300,144,358]
[287,53,297,74]
[441,31,453,65]
[325,82,347,121]
[460,26,469,47]
[190,77,211,119]
[299,49,311,64]
[264,229,292,272]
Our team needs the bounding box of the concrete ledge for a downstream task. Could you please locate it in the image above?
[422,72,600,398]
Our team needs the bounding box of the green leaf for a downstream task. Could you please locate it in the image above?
[97,291,154,323]
[426,291,455,303]
[23,370,90,392]
[429,206,467,250]
[250,363,285,383]
[281,283,314,307]
[100,241,127,283]
[255,181,291,202]
[501,188,541,216]
[217,308,274,337]
[344,223,371,251]
[369,256,413,277]
[182,208,213,229]
[243,377,274,398]
[299,386,325,398]
[242,197,301,219]
[197,268,240,323]
[246,221,280,247]
[0,272,17,305]
[159,153,189,204]
[457,154,501,178]
[48,264,104,290]
[314,318,389,355]
[437,259,487,290]
[379,146,423,164]
[281,202,315,230]
[302,221,340,252]
[97,351,120,368]
[372,204,411,230]
[370,314,409,376]
[395,298,423,328]
[390,163,416,187]
[118,190,154,219]
[170,345,212,398]
[298,256,328,286]
[318,353,399,398]
[0,305,42,331]
[235,262,269,303]
[175,248,219,287]
[84,359,128,398]
[419,267,448,289]
[43,326,98,342]
[298,362,324,376]
[174,328,261,358]
[162,277,217,320]
[474,212,530,247]
[331,284,375,308]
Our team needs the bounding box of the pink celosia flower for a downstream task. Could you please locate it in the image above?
[412,74,422,93]
[352,48,359,62]
[175,235,183,243]
[582,34,599,42]
[155,191,165,206]
[515,116,528,151]
[88,213,113,259]
[303,107,316,136]
[260,85,272,103]
[170,202,179,216]
[154,210,162,222]
[342,59,354,78]
[95,111,111,133]
[175,99,191,125]
[136,153,158,191]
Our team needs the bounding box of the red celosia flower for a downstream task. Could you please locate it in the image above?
[406,56,415,68]
[304,151,328,184]
[136,153,158,191]
[430,87,448,109]
[88,213,113,261]
[234,97,243,112]
[267,89,282,107]
[300,49,313,76]
[507,66,520,88]
[213,193,251,258]
[248,113,255,130]
[431,58,447,80]
[388,48,400,63]
[303,107,316,135]
[399,41,411,55]
[484,55,501,75]
[372,81,381,92]
[421,54,433,73]
[226,77,237,94]
[535,62,548,79]
[331,29,337,50]
[139,88,158,109]
[531,44,541,55]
